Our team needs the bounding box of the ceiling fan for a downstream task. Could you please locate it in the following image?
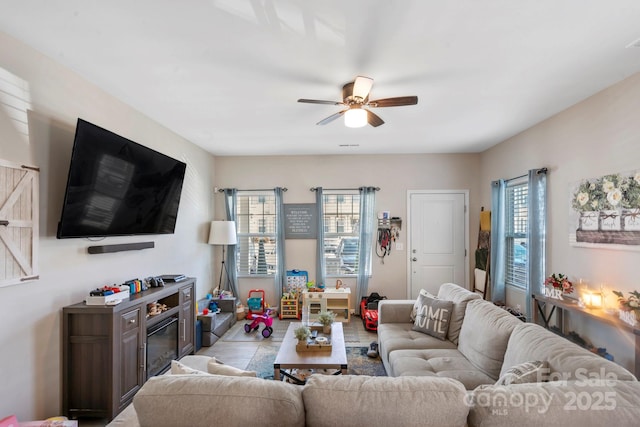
[298,76,418,128]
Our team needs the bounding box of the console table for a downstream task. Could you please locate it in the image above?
[532,292,640,376]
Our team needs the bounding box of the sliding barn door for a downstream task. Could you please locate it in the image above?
[0,159,39,287]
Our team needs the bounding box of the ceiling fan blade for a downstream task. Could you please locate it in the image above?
[317,110,347,125]
[298,98,344,106]
[366,110,385,127]
[352,76,374,100]
[368,96,418,108]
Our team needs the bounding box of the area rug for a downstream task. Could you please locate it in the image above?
[223,319,361,343]
[245,344,386,380]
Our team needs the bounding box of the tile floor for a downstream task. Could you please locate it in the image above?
[196,316,378,370]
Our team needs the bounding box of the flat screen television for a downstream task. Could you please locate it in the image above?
[57,119,187,239]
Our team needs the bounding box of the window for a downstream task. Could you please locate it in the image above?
[236,191,277,276]
[322,192,363,276]
[505,181,528,289]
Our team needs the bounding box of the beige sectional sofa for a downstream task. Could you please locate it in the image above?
[377,283,640,425]
[108,283,640,426]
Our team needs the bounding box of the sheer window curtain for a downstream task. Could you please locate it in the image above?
[356,187,376,315]
[274,187,286,302]
[490,170,547,319]
[490,179,507,304]
[527,168,547,320]
[223,189,239,298]
[315,188,326,287]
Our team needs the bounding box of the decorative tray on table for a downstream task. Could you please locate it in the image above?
[296,335,332,352]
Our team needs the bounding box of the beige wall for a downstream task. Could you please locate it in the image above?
[214,154,481,306]
[479,72,640,373]
[0,32,215,420]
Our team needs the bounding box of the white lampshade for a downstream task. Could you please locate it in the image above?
[344,108,367,128]
[208,221,237,245]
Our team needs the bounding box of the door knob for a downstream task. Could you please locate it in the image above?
[412,257,417,262]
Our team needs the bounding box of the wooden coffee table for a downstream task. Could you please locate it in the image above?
[274,322,347,384]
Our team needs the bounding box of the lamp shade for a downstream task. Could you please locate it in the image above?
[344,108,367,128]
[208,221,237,245]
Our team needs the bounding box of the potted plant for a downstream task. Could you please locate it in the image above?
[294,325,311,342]
[317,311,336,334]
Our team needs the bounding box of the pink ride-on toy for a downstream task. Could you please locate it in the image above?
[244,307,274,338]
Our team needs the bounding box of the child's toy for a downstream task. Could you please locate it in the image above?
[360,292,387,332]
[246,289,266,317]
[244,307,274,338]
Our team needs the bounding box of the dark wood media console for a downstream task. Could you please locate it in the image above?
[62,278,196,421]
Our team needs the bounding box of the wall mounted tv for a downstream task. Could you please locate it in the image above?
[57,119,187,239]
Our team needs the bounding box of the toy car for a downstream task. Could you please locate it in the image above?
[360,292,387,332]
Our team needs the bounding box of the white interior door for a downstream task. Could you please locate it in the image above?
[408,191,467,298]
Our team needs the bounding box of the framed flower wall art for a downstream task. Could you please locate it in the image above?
[569,169,640,251]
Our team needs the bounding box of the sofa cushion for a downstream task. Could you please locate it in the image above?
[412,293,453,340]
[468,380,640,427]
[502,322,637,381]
[494,360,548,386]
[171,360,211,375]
[133,374,304,427]
[457,299,523,379]
[207,358,257,377]
[212,312,235,337]
[177,354,219,372]
[388,348,495,390]
[437,283,482,344]
[378,300,416,324]
[303,375,469,427]
[378,323,457,375]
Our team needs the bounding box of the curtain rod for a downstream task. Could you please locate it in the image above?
[217,188,287,192]
[505,167,548,183]
[310,186,380,192]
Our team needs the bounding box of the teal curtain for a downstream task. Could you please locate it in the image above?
[315,188,326,287]
[274,187,286,302]
[223,189,239,298]
[356,187,376,315]
[490,180,506,303]
[526,168,547,320]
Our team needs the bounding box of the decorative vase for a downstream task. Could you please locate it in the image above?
[322,324,331,334]
[579,211,599,231]
[599,209,621,231]
[622,208,640,231]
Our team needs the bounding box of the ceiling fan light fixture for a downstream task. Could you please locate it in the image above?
[344,108,367,128]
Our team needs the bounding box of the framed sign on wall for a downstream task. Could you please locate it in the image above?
[284,203,317,239]
[569,169,640,251]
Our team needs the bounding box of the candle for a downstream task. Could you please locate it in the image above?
[591,293,603,308]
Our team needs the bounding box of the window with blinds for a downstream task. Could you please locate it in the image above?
[505,181,528,289]
[322,192,362,276]
[236,191,277,276]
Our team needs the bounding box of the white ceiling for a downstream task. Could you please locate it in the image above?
[2,1,640,156]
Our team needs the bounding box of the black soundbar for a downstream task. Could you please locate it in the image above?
[87,241,155,254]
